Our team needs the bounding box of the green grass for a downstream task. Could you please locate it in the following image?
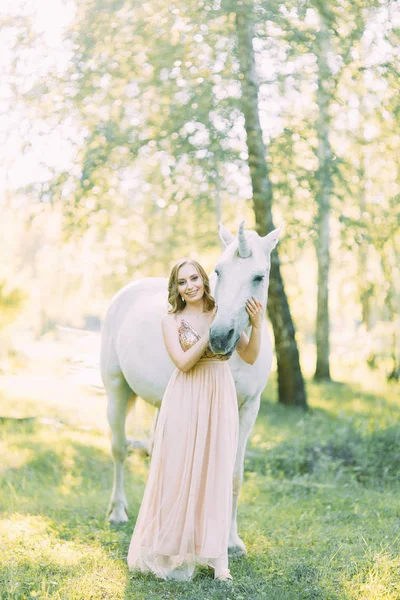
[1,372,400,599]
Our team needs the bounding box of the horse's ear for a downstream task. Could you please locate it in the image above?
[262,226,282,253]
[219,223,235,247]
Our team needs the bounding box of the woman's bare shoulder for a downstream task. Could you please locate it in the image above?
[161,313,180,338]
[162,312,177,325]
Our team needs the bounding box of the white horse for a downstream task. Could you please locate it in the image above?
[100,222,280,556]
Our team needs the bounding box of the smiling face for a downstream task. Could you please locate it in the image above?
[177,262,205,305]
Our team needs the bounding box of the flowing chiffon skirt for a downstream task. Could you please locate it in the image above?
[127,358,239,581]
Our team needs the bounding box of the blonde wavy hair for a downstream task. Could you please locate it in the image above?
[167,258,216,314]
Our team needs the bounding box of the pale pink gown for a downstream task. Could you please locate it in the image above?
[127,317,239,581]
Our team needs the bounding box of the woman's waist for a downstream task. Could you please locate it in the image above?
[197,356,230,364]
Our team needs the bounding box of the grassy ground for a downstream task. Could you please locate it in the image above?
[0,350,399,599]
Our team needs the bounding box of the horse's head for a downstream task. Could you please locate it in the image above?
[209,221,280,356]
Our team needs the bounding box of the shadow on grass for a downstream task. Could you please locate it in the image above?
[0,420,145,543]
[253,378,400,484]
[123,554,345,600]
[3,383,398,599]
[1,418,350,599]
[261,377,400,418]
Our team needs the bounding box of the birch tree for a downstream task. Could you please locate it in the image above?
[314,7,334,381]
[234,4,307,407]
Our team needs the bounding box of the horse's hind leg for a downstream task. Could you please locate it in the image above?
[105,374,136,524]
[126,406,160,456]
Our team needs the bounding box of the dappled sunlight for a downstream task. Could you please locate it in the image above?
[238,478,400,598]
[307,381,400,425]
[0,414,152,538]
[250,432,280,452]
[1,379,399,598]
[0,514,51,542]
[0,371,108,431]
[345,551,400,599]
[0,444,34,472]
[299,341,400,395]
[0,514,128,598]
[63,563,127,600]
[259,375,400,433]
[0,369,108,432]
[242,526,273,555]
[56,445,83,496]
[239,471,263,506]
[1,424,111,513]
[0,333,159,454]
[1,0,399,596]
[247,380,400,489]
[0,514,90,567]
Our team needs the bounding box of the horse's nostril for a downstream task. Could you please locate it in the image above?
[226,328,234,341]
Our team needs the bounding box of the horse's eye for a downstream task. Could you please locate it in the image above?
[214,269,220,277]
[253,275,265,283]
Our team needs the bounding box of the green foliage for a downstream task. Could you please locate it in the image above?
[2,0,400,369]
[0,280,26,330]
[44,0,245,246]
[246,423,400,485]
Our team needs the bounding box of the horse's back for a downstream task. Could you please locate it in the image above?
[100,277,175,405]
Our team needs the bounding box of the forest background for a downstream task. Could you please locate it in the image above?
[1,0,399,406]
[1,1,400,598]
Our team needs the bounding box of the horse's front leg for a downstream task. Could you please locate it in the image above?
[228,394,261,556]
[106,375,136,524]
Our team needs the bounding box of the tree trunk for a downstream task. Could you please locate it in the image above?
[314,14,333,381]
[235,11,307,408]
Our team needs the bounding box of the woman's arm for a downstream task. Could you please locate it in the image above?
[236,297,263,365]
[161,314,210,372]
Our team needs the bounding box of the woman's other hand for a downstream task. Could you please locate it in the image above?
[246,297,263,329]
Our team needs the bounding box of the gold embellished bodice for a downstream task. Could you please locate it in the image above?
[178,319,229,361]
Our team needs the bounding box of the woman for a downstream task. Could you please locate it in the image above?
[127,258,263,582]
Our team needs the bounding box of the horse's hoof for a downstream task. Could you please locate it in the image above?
[228,540,247,557]
[108,513,129,525]
[126,438,152,456]
[215,570,233,583]
[107,505,129,525]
